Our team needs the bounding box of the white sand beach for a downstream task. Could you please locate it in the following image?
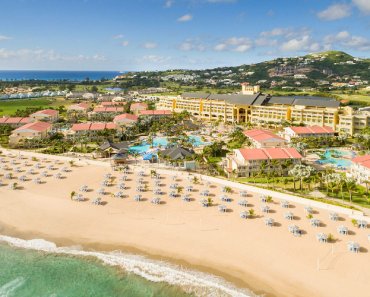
[0,150,370,297]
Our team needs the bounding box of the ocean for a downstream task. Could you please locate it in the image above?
[0,71,121,82]
[0,236,252,297]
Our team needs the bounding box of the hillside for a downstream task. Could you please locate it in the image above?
[116,51,370,92]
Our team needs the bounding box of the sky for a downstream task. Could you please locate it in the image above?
[0,0,369,71]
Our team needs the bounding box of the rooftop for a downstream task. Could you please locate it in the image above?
[244,129,285,143]
[289,125,335,135]
[14,121,51,132]
[352,155,370,170]
[238,147,302,161]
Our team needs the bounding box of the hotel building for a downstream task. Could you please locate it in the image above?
[157,85,368,135]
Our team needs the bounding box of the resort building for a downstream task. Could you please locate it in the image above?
[244,129,287,148]
[337,108,370,135]
[89,107,125,120]
[348,155,370,184]
[69,122,117,137]
[30,109,59,122]
[139,110,172,119]
[67,103,90,113]
[283,125,335,142]
[130,103,148,115]
[157,84,367,135]
[113,113,138,126]
[9,121,52,145]
[224,147,302,177]
[101,101,127,108]
[0,117,32,127]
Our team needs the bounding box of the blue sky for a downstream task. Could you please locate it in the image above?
[0,0,369,71]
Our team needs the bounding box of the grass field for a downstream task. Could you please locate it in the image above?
[0,97,70,116]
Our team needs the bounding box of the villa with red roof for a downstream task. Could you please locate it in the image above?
[113,113,138,126]
[225,147,302,177]
[67,103,90,113]
[70,122,117,136]
[348,155,370,184]
[130,102,148,115]
[139,110,172,119]
[9,121,52,145]
[244,129,287,148]
[283,125,335,142]
[0,117,32,127]
[30,109,59,122]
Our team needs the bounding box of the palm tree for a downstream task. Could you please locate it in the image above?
[345,178,357,204]
[70,191,76,200]
[192,176,199,185]
[69,160,75,167]
[248,209,255,217]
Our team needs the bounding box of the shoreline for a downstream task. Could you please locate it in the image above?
[0,221,262,297]
[0,150,369,297]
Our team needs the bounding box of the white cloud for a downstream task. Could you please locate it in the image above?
[0,48,106,62]
[164,0,173,8]
[214,37,253,52]
[317,3,352,21]
[113,34,124,39]
[324,31,370,51]
[280,35,323,52]
[121,40,129,47]
[140,55,171,63]
[142,42,158,49]
[177,14,193,22]
[0,35,12,41]
[352,0,370,14]
[178,39,206,51]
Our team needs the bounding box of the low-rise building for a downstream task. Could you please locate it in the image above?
[130,102,148,115]
[70,122,117,136]
[244,129,287,148]
[113,113,138,126]
[0,117,32,127]
[283,125,335,142]
[30,109,59,122]
[348,155,370,184]
[225,147,302,177]
[67,103,90,113]
[9,121,52,145]
[139,110,172,119]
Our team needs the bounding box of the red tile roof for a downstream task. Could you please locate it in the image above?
[0,117,32,124]
[93,107,124,113]
[101,101,126,106]
[139,110,172,116]
[238,147,302,161]
[289,125,334,135]
[114,113,138,122]
[130,103,148,110]
[352,155,370,170]
[71,122,117,132]
[32,109,58,116]
[90,123,106,130]
[14,121,51,132]
[244,129,284,143]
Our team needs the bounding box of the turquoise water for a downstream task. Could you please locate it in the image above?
[129,136,210,154]
[0,236,250,297]
[316,149,354,169]
[0,243,193,297]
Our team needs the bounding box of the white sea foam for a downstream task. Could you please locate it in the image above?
[0,277,26,297]
[0,235,254,297]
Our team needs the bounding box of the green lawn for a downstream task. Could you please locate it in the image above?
[0,97,70,116]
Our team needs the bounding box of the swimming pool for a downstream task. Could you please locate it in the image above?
[315,149,355,169]
[129,136,210,154]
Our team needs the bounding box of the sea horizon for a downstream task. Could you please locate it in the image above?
[0,70,126,82]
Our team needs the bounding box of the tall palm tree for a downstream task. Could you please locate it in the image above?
[345,178,357,204]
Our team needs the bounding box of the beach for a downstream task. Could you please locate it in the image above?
[0,150,370,297]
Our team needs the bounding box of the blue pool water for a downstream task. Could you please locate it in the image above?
[129,136,210,154]
[316,149,354,169]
